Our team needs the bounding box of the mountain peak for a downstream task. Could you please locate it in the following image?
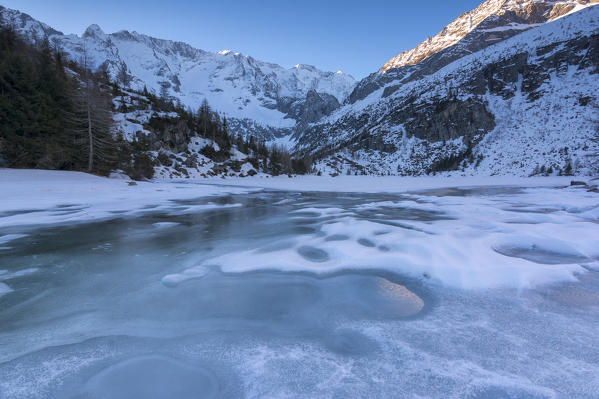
[83,24,106,39]
[1,4,357,133]
[379,0,597,73]
[294,64,318,72]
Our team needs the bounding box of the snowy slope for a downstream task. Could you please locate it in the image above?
[0,6,356,137]
[381,0,595,72]
[347,0,597,105]
[297,5,599,177]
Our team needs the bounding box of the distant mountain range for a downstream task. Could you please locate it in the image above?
[1,0,598,176]
[0,5,355,141]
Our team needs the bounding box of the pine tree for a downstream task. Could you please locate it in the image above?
[591,102,599,174]
[198,99,211,138]
[0,27,76,169]
[117,62,132,88]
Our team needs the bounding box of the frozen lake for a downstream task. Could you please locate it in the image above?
[1,182,598,398]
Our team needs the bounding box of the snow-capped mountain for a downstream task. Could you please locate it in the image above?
[347,0,596,105]
[0,5,356,140]
[295,2,599,176]
[381,0,592,72]
[1,1,598,178]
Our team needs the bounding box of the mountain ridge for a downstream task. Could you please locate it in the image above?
[346,0,598,106]
[0,5,356,140]
[295,4,599,177]
[380,0,595,73]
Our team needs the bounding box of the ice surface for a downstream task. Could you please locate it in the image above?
[212,186,598,289]
[152,222,180,228]
[0,169,256,228]
[1,172,598,398]
[0,268,39,281]
[197,174,579,193]
[0,234,27,246]
[0,282,12,297]
[82,355,219,399]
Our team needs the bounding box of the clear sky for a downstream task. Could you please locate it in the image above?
[2,0,483,79]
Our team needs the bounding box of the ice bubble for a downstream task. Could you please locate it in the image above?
[323,329,380,357]
[357,238,376,248]
[493,236,593,265]
[83,355,219,399]
[162,266,209,288]
[324,234,350,242]
[297,246,330,263]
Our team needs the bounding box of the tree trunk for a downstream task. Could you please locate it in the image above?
[87,99,93,172]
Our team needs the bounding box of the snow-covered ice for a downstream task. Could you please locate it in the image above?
[1,169,598,398]
[0,169,257,228]
[209,184,598,289]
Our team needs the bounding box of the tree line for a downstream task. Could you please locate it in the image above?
[130,92,313,177]
[0,25,115,174]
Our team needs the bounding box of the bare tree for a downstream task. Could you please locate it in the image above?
[66,41,114,172]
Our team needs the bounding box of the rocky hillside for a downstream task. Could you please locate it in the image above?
[0,6,355,141]
[381,0,593,72]
[347,0,596,105]
[295,3,599,177]
[111,89,313,180]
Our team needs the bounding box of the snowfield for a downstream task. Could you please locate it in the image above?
[301,5,599,177]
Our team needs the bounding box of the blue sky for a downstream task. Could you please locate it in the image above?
[2,0,482,79]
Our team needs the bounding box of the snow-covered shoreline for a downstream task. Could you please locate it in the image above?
[0,169,258,229]
[197,174,587,193]
[1,169,592,227]
[0,168,595,229]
